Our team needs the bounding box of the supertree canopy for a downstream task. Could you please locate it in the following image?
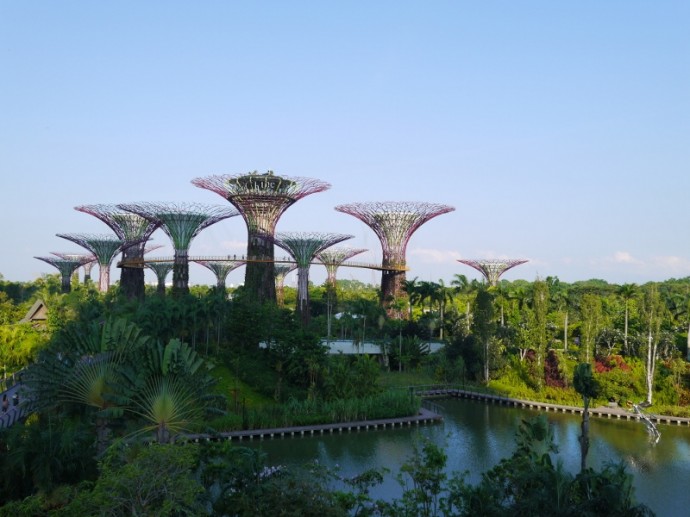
[192,171,331,304]
[317,247,367,289]
[334,201,455,306]
[34,256,88,293]
[56,234,126,292]
[274,231,352,325]
[145,261,175,296]
[75,204,161,300]
[118,202,238,296]
[193,259,245,290]
[458,259,528,287]
[274,263,297,307]
[51,252,96,284]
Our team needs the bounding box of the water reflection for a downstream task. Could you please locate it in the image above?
[249,398,690,515]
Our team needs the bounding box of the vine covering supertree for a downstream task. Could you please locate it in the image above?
[334,201,455,307]
[274,263,297,308]
[34,256,88,293]
[191,171,331,303]
[457,259,528,286]
[56,234,126,292]
[274,231,352,325]
[51,252,96,284]
[118,202,238,296]
[75,204,161,300]
[193,259,245,290]
[145,261,175,296]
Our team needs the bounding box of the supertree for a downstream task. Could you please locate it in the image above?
[75,204,161,300]
[51,252,96,284]
[34,256,88,293]
[334,201,455,308]
[193,259,245,290]
[274,263,297,308]
[274,231,353,325]
[317,247,367,290]
[118,202,238,296]
[457,259,528,286]
[56,234,126,292]
[145,261,175,296]
[191,171,331,304]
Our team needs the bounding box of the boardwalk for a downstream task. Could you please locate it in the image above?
[183,407,442,443]
[417,388,690,426]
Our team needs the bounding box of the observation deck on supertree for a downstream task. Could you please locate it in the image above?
[191,171,331,304]
[56,234,126,292]
[145,261,175,296]
[118,202,238,296]
[274,231,353,325]
[274,263,297,307]
[334,201,455,308]
[34,256,88,293]
[51,252,96,284]
[457,259,528,286]
[193,259,245,290]
[75,204,161,300]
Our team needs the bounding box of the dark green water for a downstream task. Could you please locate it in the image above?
[251,398,690,515]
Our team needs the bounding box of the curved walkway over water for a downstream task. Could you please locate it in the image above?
[183,407,442,443]
[417,387,690,426]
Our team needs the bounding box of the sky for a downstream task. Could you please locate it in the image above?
[2,2,690,289]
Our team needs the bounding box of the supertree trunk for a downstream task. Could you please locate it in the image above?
[98,263,111,293]
[297,266,310,325]
[172,249,189,296]
[120,243,146,300]
[246,234,276,302]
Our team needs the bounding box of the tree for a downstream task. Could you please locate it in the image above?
[573,362,600,473]
[580,293,603,363]
[640,284,667,405]
[618,283,638,355]
[530,279,549,388]
[472,287,495,383]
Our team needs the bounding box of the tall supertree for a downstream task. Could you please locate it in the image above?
[75,205,161,300]
[51,252,96,284]
[274,232,353,325]
[145,261,175,296]
[191,171,331,304]
[56,234,126,292]
[458,259,528,287]
[334,201,455,308]
[34,256,88,293]
[274,263,297,308]
[193,259,245,290]
[118,202,238,296]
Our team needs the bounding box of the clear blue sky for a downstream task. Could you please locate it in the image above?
[2,2,689,288]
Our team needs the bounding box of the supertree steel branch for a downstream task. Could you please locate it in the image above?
[317,247,367,289]
[75,204,162,300]
[458,259,528,287]
[274,231,352,325]
[35,256,87,293]
[193,259,245,290]
[51,252,96,284]
[192,171,331,303]
[118,202,239,296]
[334,201,455,306]
[274,263,297,307]
[56,234,126,292]
[145,261,175,296]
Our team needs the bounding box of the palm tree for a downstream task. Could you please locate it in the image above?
[25,318,152,455]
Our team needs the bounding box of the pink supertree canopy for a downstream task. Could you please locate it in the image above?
[334,201,454,306]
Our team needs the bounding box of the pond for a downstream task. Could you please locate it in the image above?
[251,398,690,515]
